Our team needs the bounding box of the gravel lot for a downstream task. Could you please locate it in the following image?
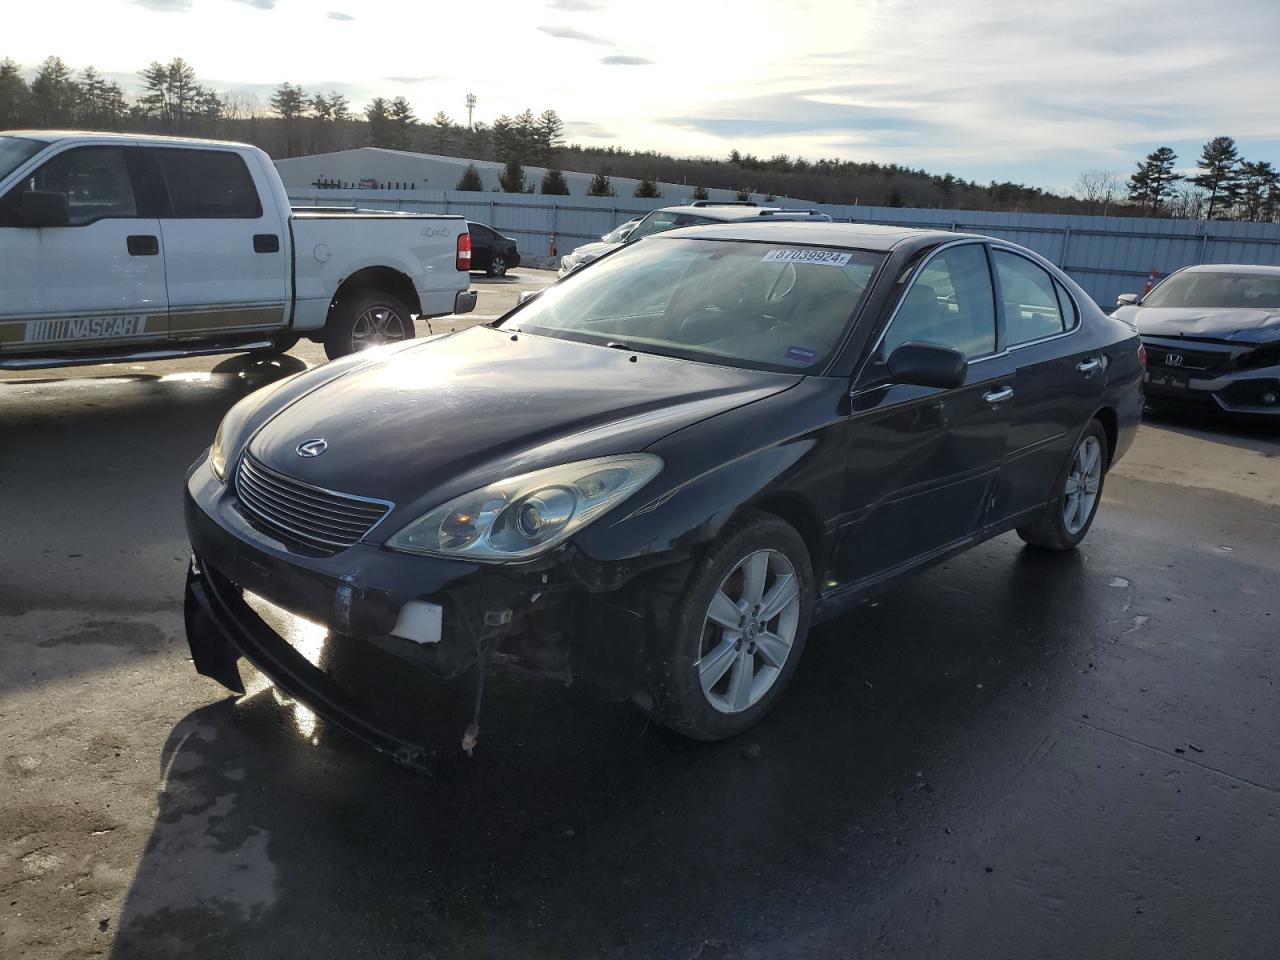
[2,272,1278,959]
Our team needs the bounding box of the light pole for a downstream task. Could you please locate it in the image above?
[465,93,476,129]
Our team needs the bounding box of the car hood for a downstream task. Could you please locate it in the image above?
[247,326,799,516]
[1123,305,1280,344]
[568,241,610,262]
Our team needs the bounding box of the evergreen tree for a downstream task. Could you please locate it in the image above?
[29,56,79,127]
[735,188,751,201]
[499,156,526,192]
[540,167,570,195]
[269,82,307,157]
[1237,160,1280,222]
[1191,136,1241,221]
[1127,147,1181,213]
[430,111,453,153]
[455,164,484,191]
[0,59,30,127]
[634,176,660,198]
[491,114,513,161]
[587,170,614,197]
[537,109,564,166]
[388,97,416,150]
[365,97,391,147]
[691,184,709,201]
[137,58,206,133]
[513,108,538,163]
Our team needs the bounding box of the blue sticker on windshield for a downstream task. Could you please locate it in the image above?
[785,346,816,364]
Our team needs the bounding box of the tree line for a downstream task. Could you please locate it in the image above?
[3,55,1277,219]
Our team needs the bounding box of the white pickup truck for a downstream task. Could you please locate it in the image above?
[0,131,477,369]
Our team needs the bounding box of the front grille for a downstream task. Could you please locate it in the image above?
[1143,343,1232,373]
[235,454,392,553]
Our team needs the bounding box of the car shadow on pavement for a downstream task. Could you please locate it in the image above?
[107,542,1094,960]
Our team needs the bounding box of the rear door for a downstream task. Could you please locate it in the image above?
[834,241,1017,586]
[0,145,167,355]
[149,147,290,341]
[989,247,1101,523]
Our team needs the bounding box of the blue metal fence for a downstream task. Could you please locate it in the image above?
[287,189,1280,308]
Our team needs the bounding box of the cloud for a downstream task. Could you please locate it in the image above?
[385,75,440,84]
[565,121,616,139]
[537,24,611,46]
[326,10,355,19]
[549,0,605,9]
[229,0,276,7]
[132,0,191,10]
[600,55,652,66]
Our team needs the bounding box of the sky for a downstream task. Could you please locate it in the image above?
[6,0,1280,192]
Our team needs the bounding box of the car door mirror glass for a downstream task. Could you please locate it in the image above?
[885,342,968,390]
[21,190,70,227]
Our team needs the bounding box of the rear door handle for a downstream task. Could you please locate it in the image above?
[983,386,1014,405]
[253,233,280,253]
[127,234,159,256]
[1076,358,1102,374]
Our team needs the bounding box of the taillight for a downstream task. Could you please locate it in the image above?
[456,232,471,271]
[1137,343,1147,366]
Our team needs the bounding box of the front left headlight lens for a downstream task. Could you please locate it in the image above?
[386,454,663,561]
[210,415,230,480]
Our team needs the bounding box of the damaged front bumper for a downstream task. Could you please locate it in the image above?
[182,455,667,765]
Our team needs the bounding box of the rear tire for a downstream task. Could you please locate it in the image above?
[324,290,414,361]
[644,511,813,741]
[487,255,508,278]
[1017,418,1109,551]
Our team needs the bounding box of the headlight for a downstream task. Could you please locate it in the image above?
[386,454,663,561]
[210,415,231,480]
[209,374,300,482]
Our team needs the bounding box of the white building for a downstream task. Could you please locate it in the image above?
[274,147,777,203]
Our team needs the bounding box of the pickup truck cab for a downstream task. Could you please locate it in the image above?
[0,131,477,368]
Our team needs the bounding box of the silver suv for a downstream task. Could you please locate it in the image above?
[558,201,832,276]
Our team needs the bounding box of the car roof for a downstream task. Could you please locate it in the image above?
[1177,263,1280,277]
[654,203,830,223]
[655,220,983,253]
[2,130,256,150]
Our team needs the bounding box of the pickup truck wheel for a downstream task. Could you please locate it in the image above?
[643,511,813,741]
[325,291,415,360]
[487,255,508,278]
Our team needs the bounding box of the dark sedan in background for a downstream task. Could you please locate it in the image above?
[1115,263,1280,416]
[182,222,1144,764]
[467,221,521,277]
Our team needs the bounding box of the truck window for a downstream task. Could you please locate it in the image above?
[0,146,137,226]
[153,149,263,219]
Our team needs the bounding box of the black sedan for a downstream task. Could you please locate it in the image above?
[182,222,1144,762]
[1114,264,1280,416]
[467,221,520,277]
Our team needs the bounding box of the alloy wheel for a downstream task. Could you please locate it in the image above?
[1063,435,1102,534]
[697,549,801,714]
[350,307,407,351]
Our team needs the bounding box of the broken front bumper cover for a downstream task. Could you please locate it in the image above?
[184,557,440,768]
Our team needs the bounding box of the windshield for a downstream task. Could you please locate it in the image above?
[1143,271,1280,310]
[0,136,43,184]
[626,210,717,242]
[501,237,884,373]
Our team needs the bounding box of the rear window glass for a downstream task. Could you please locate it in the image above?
[154,149,262,219]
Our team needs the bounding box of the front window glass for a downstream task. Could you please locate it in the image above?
[1,146,137,226]
[0,136,43,183]
[626,210,716,242]
[502,238,883,373]
[1142,271,1280,309]
[881,243,996,359]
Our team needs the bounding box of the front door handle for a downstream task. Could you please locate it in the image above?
[1076,358,1102,375]
[983,386,1014,405]
[253,233,280,253]
[127,234,159,256]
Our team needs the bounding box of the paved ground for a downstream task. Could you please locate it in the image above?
[1,288,1278,958]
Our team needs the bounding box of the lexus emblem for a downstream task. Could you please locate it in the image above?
[296,438,328,458]
[1165,353,1184,367]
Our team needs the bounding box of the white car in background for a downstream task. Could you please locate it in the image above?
[0,131,477,368]
[557,203,831,277]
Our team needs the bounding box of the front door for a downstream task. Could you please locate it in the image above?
[0,145,167,355]
[147,147,290,341]
[833,241,1016,588]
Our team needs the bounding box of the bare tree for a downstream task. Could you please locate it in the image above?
[1075,169,1122,216]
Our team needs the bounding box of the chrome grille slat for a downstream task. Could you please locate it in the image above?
[235,454,393,553]
[240,458,387,519]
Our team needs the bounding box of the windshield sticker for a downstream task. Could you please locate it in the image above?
[785,346,817,364]
[763,248,851,267]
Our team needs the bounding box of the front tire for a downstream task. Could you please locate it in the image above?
[324,290,414,360]
[1017,418,1109,551]
[646,511,813,741]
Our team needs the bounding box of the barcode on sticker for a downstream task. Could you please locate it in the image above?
[763,248,851,267]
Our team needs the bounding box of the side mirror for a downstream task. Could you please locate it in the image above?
[886,342,967,390]
[21,191,70,227]
[1115,293,1139,307]
[518,290,538,304]
[618,228,632,241]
